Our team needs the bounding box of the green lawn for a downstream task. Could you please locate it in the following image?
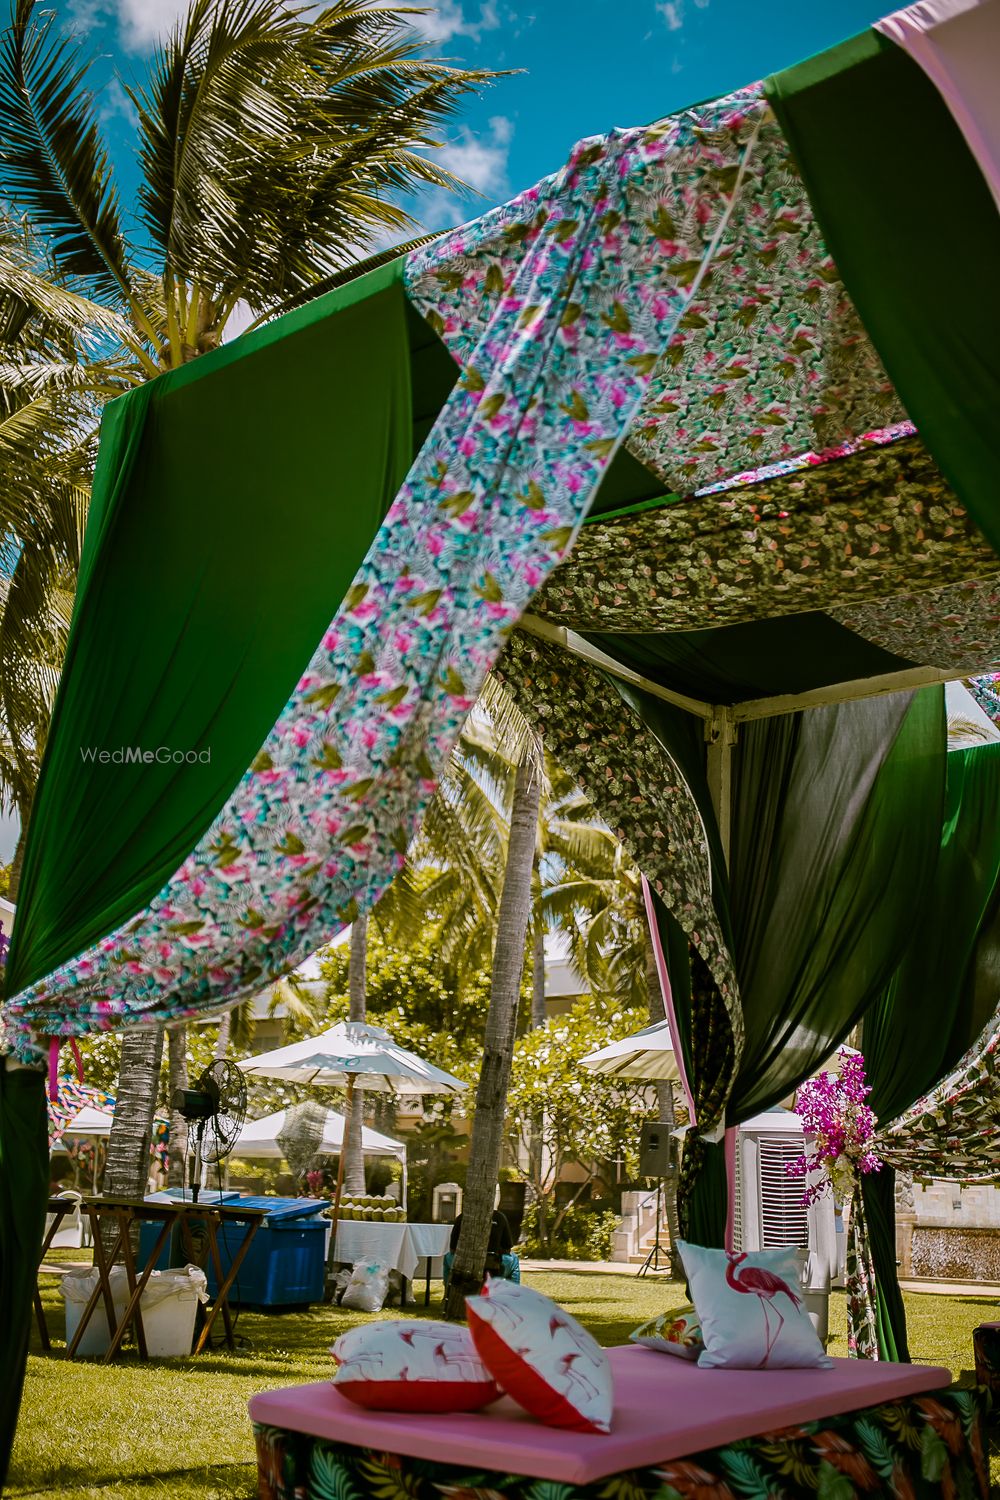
[11,1266,1000,1500]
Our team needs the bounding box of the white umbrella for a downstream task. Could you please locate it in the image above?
[239,1021,468,1094]
[580,1019,681,1082]
[234,1107,405,1160]
[239,1021,466,1221]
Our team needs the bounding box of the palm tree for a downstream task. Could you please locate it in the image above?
[0,0,501,1196]
[0,217,125,887]
[445,730,543,1316]
[342,910,368,1194]
[0,0,497,367]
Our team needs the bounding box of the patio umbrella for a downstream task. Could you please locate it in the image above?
[238,1021,465,1222]
[580,1020,681,1083]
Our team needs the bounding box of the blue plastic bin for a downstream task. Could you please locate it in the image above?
[139,1194,327,1308]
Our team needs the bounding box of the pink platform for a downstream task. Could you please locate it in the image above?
[249,1345,952,1484]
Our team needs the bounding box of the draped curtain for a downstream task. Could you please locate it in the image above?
[855,740,1000,1358]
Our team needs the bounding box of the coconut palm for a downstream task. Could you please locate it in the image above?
[0,0,501,1196]
[0,216,126,886]
[444,727,543,1316]
[0,0,498,366]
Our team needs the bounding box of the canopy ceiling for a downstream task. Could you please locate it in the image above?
[5,14,1000,1055]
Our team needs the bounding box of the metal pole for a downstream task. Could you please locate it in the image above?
[331,1076,355,1232]
[705,707,737,867]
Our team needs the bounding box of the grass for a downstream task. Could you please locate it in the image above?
[11,1263,1000,1500]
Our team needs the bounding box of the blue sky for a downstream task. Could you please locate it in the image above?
[58,0,892,246]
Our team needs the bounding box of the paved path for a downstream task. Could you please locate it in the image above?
[523,1261,1000,1298]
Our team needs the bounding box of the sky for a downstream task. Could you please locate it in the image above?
[55,0,895,246]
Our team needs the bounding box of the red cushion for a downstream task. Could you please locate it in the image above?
[331,1320,500,1414]
[335,1378,500,1414]
[466,1280,613,1433]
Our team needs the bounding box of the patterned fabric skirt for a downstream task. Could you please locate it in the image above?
[973,1323,1000,1422]
[252,1383,991,1500]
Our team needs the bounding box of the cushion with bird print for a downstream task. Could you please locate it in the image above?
[629,1304,703,1359]
[331,1320,501,1412]
[466,1278,614,1433]
[678,1241,833,1370]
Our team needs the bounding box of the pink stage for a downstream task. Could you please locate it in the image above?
[249,1344,952,1485]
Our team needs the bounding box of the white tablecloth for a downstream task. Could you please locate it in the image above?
[332,1221,451,1282]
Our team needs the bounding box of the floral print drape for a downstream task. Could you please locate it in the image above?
[534,436,993,637]
[6,90,774,1049]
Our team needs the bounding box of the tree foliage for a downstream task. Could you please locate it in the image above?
[506,1002,647,1254]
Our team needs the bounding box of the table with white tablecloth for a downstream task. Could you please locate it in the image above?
[332,1221,451,1303]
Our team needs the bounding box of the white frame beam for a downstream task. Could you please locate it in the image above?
[518,617,961,726]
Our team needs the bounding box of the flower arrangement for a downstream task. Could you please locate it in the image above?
[787,1048,881,1204]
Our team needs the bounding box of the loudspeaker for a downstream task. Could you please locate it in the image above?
[640,1121,674,1178]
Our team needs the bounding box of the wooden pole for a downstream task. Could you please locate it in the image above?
[330,1075,355,1234]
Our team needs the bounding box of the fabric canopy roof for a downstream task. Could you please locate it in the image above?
[8,29,1000,1047]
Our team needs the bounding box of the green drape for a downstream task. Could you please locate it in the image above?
[587,614,911,707]
[765,32,1000,555]
[0,1066,48,1490]
[6,263,413,998]
[729,688,947,1117]
[861,739,1000,1358]
[644,689,946,1245]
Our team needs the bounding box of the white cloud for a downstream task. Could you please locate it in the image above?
[655,0,683,30]
[98,77,140,130]
[421,113,514,229]
[65,0,192,50]
[408,1,502,45]
[114,0,190,51]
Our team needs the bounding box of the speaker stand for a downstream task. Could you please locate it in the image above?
[636,1178,672,1277]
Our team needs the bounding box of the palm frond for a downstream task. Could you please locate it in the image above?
[0,0,131,303]
[130,0,503,314]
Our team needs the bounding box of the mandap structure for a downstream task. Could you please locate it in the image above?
[3,0,1000,1476]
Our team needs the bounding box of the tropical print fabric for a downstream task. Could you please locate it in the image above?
[408,96,906,497]
[629,1304,703,1359]
[5,92,773,1049]
[878,1002,1000,1179]
[846,1179,881,1363]
[494,629,741,1057]
[533,437,993,636]
[251,1383,990,1500]
[831,575,1000,674]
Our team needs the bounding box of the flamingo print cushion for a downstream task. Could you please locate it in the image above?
[678,1241,833,1371]
[331,1320,501,1412]
[629,1304,703,1359]
[466,1279,614,1433]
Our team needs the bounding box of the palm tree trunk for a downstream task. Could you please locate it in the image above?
[214,1007,231,1060]
[445,741,542,1319]
[166,1025,188,1187]
[528,915,546,1243]
[644,916,683,1278]
[103,1027,165,1233]
[7,821,27,901]
[530,919,546,1028]
[343,911,367,1195]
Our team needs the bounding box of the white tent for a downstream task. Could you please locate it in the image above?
[59,1104,114,1139]
[234,1107,405,1162]
[239,1020,467,1094]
